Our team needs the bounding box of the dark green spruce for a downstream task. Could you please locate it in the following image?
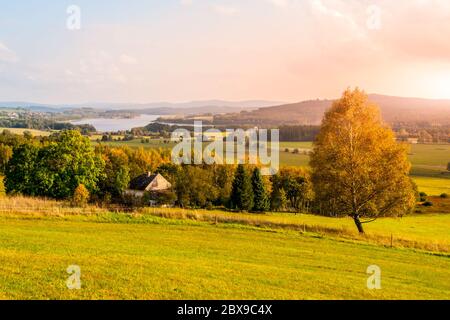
[251,168,270,212]
[230,164,254,211]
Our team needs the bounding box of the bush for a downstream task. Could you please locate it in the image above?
[72,184,90,207]
[144,190,176,207]
[0,176,5,197]
[122,193,145,209]
[419,191,427,202]
[440,193,449,199]
[422,201,433,207]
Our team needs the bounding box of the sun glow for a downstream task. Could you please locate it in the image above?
[424,72,450,99]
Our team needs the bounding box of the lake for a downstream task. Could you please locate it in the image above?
[70,114,161,132]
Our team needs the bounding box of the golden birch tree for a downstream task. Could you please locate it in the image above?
[310,88,416,233]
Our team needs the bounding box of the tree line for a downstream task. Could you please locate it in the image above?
[0,130,172,202]
[0,129,314,213]
[154,163,313,212]
[0,118,96,134]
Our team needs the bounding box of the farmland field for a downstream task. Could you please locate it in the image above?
[92,137,176,149]
[0,127,52,137]
[412,177,450,196]
[0,211,449,300]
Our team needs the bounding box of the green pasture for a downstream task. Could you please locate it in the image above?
[0,214,449,300]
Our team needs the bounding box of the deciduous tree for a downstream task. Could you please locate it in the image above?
[98,147,130,198]
[40,131,104,199]
[310,89,416,233]
[0,144,13,174]
[270,167,313,212]
[5,143,40,196]
[72,184,90,207]
[271,187,287,212]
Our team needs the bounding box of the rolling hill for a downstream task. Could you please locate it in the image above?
[214,94,450,125]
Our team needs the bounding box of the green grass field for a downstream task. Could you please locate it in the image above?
[0,212,449,300]
[144,205,450,250]
[412,177,450,196]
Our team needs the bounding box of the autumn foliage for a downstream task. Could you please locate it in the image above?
[310,88,416,233]
[72,184,90,207]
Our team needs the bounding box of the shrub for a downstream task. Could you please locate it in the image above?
[419,192,427,202]
[144,190,176,207]
[72,184,90,207]
[0,176,5,197]
[440,193,449,199]
[205,201,213,210]
[422,201,433,207]
[122,193,144,209]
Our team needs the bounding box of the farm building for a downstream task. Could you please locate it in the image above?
[124,172,172,198]
[406,137,419,144]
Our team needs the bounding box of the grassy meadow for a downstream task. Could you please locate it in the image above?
[0,196,449,299]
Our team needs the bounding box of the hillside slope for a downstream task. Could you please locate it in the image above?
[0,215,449,299]
[215,94,450,125]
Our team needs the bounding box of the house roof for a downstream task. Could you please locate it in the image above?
[128,172,160,191]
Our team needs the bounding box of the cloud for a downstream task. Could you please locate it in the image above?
[211,4,239,16]
[310,0,342,17]
[373,1,450,62]
[180,0,193,6]
[0,42,18,63]
[65,51,128,85]
[309,0,358,27]
[266,0,289,8]
[3,1,450,102]
[120,54,138,65]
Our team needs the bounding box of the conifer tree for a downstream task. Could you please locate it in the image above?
[230,164,254,211]
[251,168,270,212]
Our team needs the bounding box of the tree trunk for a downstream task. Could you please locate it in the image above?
[353,215,365,234]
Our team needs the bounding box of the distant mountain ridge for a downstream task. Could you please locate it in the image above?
[217,94,450,125]
[2,95,450,124]
[0,100,284,115]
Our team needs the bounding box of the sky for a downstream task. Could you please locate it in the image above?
[0,0,450,104]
